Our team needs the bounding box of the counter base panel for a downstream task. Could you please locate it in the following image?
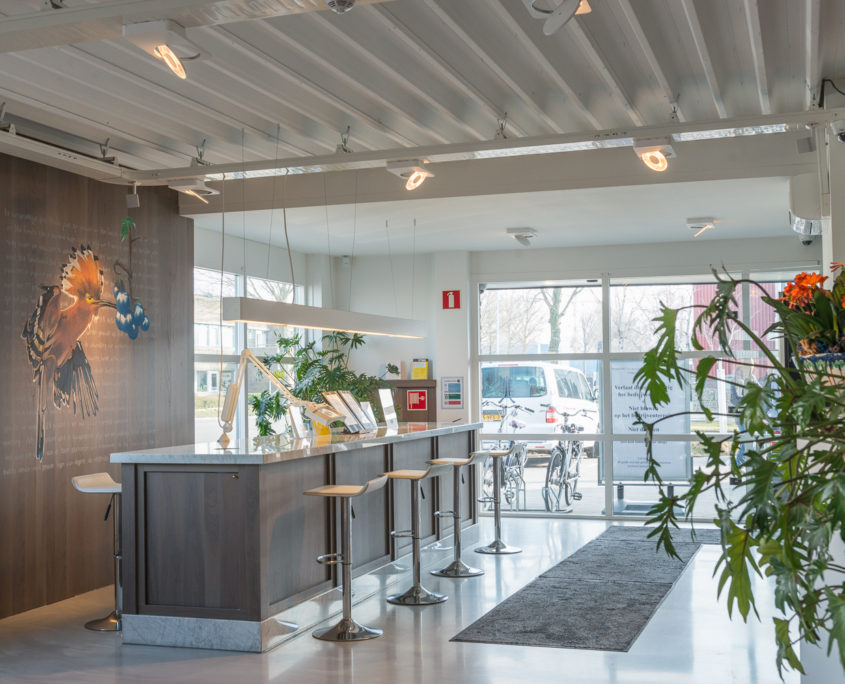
[122,525,480,652]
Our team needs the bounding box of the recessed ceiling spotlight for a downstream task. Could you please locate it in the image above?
[168,179,220,204]
[686,216,716,238]
[123,20,204,80]
[386,159,434,191]
[633,137,676,172]
[507,227,537,246]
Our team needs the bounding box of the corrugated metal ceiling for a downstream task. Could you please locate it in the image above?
[0,0,842,172]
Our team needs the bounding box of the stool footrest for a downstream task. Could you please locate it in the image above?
[477,496,495,504]
[390,529,412,539]
[317,552,343,566]
[433,510,456,518]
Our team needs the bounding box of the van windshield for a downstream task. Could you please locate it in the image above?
[481,366,547,398]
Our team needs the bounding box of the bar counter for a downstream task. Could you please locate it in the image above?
[112,421,481,651]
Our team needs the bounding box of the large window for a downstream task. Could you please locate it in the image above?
[475,272,794,520]
[193,267,303,443]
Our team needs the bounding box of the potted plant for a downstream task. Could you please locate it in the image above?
[250,331,388,436]
[634,266,845,676]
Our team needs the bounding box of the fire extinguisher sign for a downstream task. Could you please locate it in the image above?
[442,290,461,309]
[407,390,427,411]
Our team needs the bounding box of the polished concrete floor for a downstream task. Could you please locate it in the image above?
[0,518,796,684]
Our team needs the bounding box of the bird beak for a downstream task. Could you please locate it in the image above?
[98,299,117,309]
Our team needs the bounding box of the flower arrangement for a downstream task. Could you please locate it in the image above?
[779,264,845,356]
[633,267,845,676]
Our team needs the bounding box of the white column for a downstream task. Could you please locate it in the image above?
[432,251,471,423]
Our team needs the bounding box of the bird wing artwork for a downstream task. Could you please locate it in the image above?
[21,245,116,460]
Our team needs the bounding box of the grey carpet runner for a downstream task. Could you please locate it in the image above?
[451,525,720,651]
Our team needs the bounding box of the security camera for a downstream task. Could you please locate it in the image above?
[831,120,845,143]
[801,237,814,246]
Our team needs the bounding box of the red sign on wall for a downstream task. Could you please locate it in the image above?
[407,390,428,411]
[442,290,461,309]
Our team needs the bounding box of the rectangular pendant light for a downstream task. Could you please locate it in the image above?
[222,297,426,339]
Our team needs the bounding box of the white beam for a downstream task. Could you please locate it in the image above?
[423,0,566,134]
[0,84,201,168]
[488,0,602,130]
[743,0,771,115]
[680,0,727,118]
[128,108,845,184]
[371,4,530,138]
[805,0,821,109]
[617,0,685,122]
[565,20,645,127]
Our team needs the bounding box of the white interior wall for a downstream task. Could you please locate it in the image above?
[194,226,309,290]
[336,253,434,380]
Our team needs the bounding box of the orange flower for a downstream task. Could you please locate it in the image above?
[780,271,827,309]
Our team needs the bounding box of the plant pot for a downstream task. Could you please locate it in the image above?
[799,352,845,385]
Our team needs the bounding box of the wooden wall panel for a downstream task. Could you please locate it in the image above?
[0,153,193,619]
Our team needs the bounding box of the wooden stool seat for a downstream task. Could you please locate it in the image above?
[72,472,121,494]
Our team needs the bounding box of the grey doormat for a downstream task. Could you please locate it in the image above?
[451,525,718,651]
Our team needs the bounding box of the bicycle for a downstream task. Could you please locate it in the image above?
[541,406,589,512]
[480,397,533,509]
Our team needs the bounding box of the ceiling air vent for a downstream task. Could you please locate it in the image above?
[327,0,356,13]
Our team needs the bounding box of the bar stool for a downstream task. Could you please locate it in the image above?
[385,463,452,605]
[427,450,488,578]
[71,472,122,631]
[304,474,389,641]
[475,446,522,555]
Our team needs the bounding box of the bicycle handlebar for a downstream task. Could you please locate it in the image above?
[539,404,590,419]
[482,398,534,413]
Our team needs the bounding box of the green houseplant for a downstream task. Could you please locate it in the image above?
[634,266,845,675]
[250,331,388,436]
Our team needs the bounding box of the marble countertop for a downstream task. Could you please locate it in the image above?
[111,422,481,465]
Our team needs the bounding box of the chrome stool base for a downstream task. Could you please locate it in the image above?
[387,585,447,606]
[475,540,522,555]
[313,617,383,642]
[84,611,121,632]
[431,558,484,577]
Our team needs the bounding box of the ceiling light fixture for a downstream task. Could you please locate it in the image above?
[633,137,676,172]
[123,20,204,80]
[168,178,220,204]
[523,0,592,35]
[222,298,426,339]
[386,160,434,191]
[153,44,187,80]
[686,217,716,238]
[327,0,356,13]
[507,227,537,246]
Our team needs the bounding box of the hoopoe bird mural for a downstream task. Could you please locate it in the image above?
[22,245,116,460]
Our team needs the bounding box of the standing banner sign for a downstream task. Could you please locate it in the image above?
[610,360,690,481]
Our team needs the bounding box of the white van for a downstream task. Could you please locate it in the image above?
[480,362,599,456]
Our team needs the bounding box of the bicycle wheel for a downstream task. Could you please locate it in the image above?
[544,446,565,512]
[564,440,583,506]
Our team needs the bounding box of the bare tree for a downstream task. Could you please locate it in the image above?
[541,287,583,352]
